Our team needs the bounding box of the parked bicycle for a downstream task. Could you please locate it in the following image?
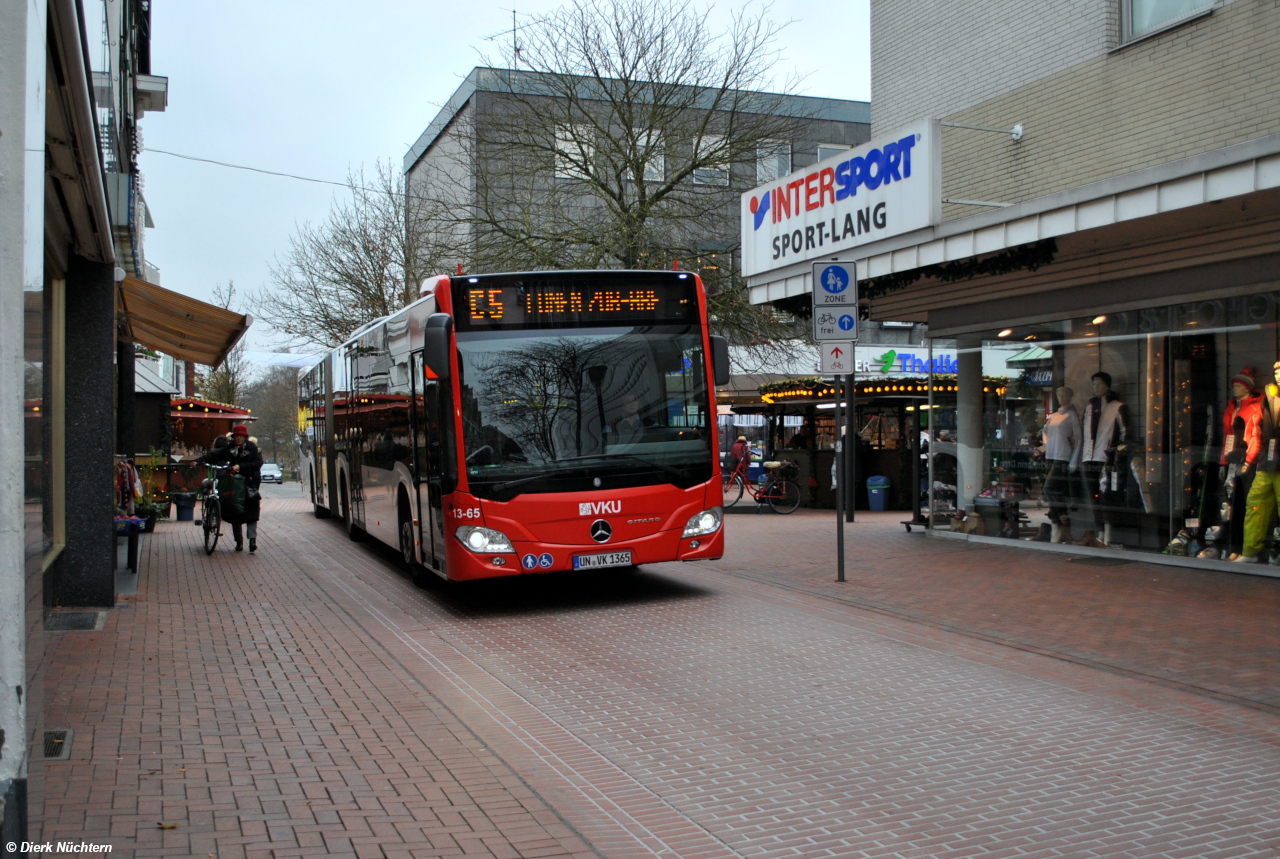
[194,464,232,554]
[722,458,802,514]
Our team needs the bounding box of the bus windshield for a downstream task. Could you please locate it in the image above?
[456,324,713,500]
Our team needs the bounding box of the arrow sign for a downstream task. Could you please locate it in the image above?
[820,341,855,374]
[812,260,857,341]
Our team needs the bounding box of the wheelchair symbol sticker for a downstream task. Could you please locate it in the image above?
[820,265,849,295]
[838,314,855,331]
[538,553,553,568]
[521,554,539,570]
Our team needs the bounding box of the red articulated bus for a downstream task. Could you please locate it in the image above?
[298,270,731,582]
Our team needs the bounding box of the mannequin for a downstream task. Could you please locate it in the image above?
[1080,371,1131,547]
[1238,361,1280,563]
[1211,368,1262,560]
[1041,386,1082,543]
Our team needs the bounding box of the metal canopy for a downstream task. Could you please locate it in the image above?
[116,276,252,367]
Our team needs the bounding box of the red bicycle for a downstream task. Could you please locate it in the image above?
[722,458,802,514]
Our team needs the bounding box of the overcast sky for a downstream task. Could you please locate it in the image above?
[131,0,870,350]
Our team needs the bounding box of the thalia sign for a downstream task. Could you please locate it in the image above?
[740,120,940,279]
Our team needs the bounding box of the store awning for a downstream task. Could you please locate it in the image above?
[1005,345,1053,368]
[116,276,252,367]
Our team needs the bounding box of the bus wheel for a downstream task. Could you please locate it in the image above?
[342,476,362,541]
[399,516,429,587]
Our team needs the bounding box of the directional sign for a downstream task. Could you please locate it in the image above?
[820,341,855,374]
[812,261,857,341]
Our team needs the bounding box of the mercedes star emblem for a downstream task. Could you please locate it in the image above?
[593,477,602,488]
[590,519,612,543]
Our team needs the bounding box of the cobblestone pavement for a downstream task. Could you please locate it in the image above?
[33,488,1280,858]
[720,508,1280,712]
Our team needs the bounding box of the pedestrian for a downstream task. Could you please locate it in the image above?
[201,424,264,552]
[727,435,751,473]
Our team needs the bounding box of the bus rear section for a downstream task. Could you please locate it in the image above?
[428,270,729,580]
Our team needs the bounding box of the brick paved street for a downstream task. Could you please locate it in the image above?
[31,487,1280,857]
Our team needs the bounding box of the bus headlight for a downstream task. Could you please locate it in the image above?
[682,506,723,538]
[455,526,516,554]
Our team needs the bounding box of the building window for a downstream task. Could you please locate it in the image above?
[756,140,791,184]
[1123,0,1213,40]
[554,125,594,180]
[817,144,851,163]
[693,135,730,186]
[638,131,664,183]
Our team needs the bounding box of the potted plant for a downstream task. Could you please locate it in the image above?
[134,499,169,532]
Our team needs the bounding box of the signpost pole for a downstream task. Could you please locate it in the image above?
[846,365,856,523]
[835,375,845,583]
[811,259,856,583]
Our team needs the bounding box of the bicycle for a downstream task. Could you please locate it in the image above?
[194,464,231,554]
[722,458,802,514]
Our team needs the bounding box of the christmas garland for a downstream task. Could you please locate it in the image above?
[862,239,1057,300]
[758,376,830,397]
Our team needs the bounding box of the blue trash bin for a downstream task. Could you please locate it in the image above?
[866,475,890,512]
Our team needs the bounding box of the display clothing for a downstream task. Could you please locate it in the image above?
[1242,392,1280,557]
[1220,394,1262,467]
[1042,406,1083,468]
[1082,392,1131,463]
[1225,468,1256,557]
[1082,392,1131,527]
[1213,393,1262,556]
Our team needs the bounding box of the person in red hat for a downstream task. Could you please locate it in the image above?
[200,423,264,552]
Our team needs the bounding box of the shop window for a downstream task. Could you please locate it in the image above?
[1123,0,1213,41]
[937,290,1280,565]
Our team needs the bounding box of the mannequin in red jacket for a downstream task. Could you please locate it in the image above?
[1217,367,1262,560]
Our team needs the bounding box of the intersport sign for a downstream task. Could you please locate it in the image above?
[740,120,940,278]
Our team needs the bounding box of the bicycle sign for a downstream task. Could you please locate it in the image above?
[812,261,857,341]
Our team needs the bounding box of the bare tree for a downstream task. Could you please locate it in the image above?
[416,0,811,355]
[198,282,252,404]
[242,366,300,470]
[253,161,447,349]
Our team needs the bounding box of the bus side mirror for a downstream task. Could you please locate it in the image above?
[424,314,453,380]
[710,335,731,387]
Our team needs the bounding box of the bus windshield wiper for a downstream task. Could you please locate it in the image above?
[554,453,686,480]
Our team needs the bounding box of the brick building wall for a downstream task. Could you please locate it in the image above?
[870,0,1115,135]
[872,0,1276,223]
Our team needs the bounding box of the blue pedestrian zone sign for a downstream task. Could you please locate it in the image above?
[820,265,849,294]
[811,261,857,341]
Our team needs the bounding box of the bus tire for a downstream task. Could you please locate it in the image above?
[341,475,363,541]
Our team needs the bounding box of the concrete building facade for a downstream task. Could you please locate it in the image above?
[403,67,871,276]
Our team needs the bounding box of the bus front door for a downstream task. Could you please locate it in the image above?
[411,352,447,574]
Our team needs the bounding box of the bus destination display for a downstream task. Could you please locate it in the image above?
[455,278,695,330]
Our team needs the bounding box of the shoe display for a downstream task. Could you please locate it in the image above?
[1228,553,1241,561]
[1076,530,1108,549]
[1234,555,1261,564]
[1196,547,1221,560]
[1031,523,1052,542]
[249,539,257,554]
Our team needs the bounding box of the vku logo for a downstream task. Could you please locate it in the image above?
[579,500,622,516]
